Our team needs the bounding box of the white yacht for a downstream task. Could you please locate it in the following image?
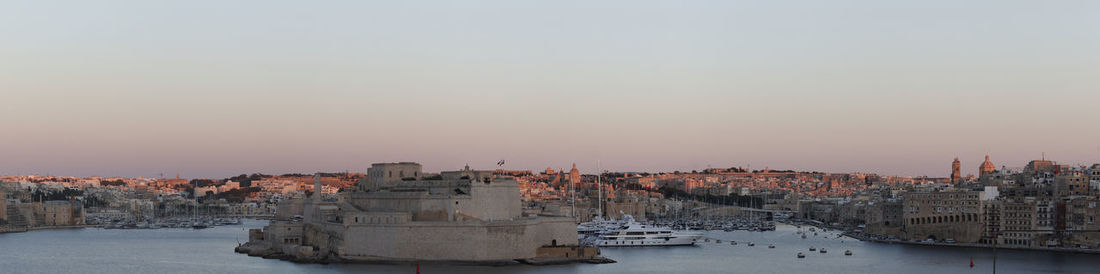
[578,216,622,242]
[594,216,702,247]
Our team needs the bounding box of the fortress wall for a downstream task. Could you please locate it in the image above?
[530,217,578,246]
[340,218,573,261]
[465,181,522,220]
[264,221,304,246]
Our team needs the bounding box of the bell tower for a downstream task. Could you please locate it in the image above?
[951,157,961,183]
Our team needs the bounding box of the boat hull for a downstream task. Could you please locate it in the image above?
[596,235,701,247]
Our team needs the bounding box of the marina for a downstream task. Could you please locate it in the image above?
[96,217,244,230]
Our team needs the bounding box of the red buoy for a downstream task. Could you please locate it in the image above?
[970,257,974,268]
[417,263,421,274]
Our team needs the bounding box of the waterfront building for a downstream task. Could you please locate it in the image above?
[801,200,839,224]
[999,197,1037,247]
[240,162,588,264]
[1035,199,1056,242]
[39,200,85,226]
[85,208,132,221]
[902,189,985,243]
[1,190,6,222]
[604,191,647,221]
[1090,164,1100,191]
[980,201,1001,245]
[864,200,904,237]
[1066,198,1100,248]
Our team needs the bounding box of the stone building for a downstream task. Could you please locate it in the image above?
[864,200,904,237]
[980,168,1016,188]
[604,191,646,221]
[242,162,586,264]
[1056,171,1090,197]
[1090,164,1100,190]
[1,190,6,222]
[902,189,985,243]
[1025,160,1055,173]
[980,201,1001,244]
[356,162,424,191]
[999,197,1037,247]
[274,198,304,220]
[837,201,867,227]
[801,200,838,224]
[1066,198,1100,248]
[33,200,85,226]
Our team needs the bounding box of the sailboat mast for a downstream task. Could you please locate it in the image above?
[598,160,602,219]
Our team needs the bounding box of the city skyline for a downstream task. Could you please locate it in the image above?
[2,153,1096,180]
[3,0,1099,178]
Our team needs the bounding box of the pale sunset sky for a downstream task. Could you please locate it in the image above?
[1,1,1098,178]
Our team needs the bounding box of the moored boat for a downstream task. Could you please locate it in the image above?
[594,215,703,247]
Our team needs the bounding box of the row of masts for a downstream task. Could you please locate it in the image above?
[571,160,603,221]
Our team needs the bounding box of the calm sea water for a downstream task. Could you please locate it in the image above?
[0,220,1096,274]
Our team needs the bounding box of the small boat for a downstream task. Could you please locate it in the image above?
[819,248,827,254]
[705,238,710,242]
[801,234,807,239]
[809,247,816,251]
[845,250,852,256]
[797,252,805,258]
[731,241,737,245]
[768,244,775,248]
[748,242,755,247]
[716,240,722,243]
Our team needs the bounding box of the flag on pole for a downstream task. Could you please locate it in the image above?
[497,160,505,167]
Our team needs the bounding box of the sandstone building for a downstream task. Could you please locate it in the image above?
[240,162,590,264]
[902,189,984,242]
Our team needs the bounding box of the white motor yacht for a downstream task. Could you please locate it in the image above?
[594,215,702,247]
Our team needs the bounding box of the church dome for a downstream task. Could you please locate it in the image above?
[980,155,996,175]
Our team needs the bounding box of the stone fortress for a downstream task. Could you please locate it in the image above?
[237,162,609,265]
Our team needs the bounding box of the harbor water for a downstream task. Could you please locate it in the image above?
[0,220,1096,274]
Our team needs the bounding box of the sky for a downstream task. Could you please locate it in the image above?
[2,0,1099,179]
